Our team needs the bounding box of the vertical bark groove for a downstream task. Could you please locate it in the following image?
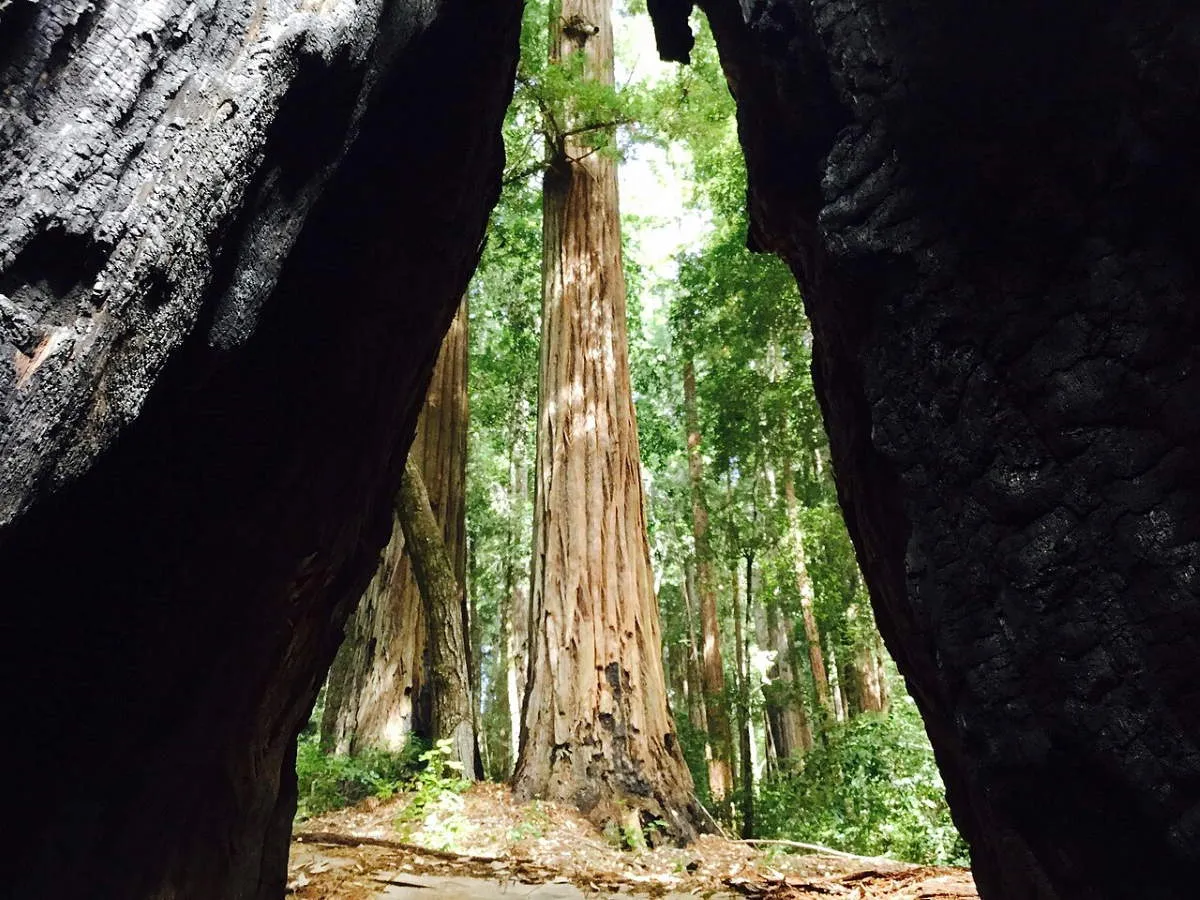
[683,356,735,804]
[512,0,702,840]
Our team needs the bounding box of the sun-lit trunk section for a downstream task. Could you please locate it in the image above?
[511,0,702,841]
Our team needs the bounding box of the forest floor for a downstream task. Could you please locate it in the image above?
[288,783,976,899]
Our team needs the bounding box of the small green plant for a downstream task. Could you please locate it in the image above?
[507,800,551,842]
[394,738,472,835]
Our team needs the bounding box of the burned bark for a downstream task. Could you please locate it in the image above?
[0,2,519,898]
[651,1,1200,898]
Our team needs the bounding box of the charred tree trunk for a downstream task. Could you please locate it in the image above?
[396,456,476,775]
[511,0,701,842]
[683,357,735,806]
[0,2,519,897]
[652,1,1200,897]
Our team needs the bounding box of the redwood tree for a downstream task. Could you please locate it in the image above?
[322,301,474,765]
[511,0,702,841]
[683,355,735,805]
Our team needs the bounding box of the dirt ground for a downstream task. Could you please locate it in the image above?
[288,784,976,899]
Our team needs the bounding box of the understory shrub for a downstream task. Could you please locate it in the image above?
[757,698,969,865]
[294,733,425,820]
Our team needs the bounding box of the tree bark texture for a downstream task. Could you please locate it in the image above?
[323,300,470,756]
[397,455,476,775]
[505,398,531,770]
[512,0,702,841]
[652,1,1200,897]
[783,462,833,723]
[763,586,812,760]
[732,555,755,836]
[321,518,425,754]
[681,561,709,734]
[683,356,735,804]
[0,2,519,897]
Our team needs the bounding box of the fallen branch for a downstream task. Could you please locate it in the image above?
[293,830,500,864]
[735,838,900,864]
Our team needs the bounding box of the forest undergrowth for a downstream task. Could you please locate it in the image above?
[287,774,975,899]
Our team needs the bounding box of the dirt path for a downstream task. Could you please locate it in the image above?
[288,784,977,900]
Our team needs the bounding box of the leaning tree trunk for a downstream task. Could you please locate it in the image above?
[651,2,1200,898]
[511,0,702,842]
[683,356,735,807]
[396,456,476,774]
[0,2,519,898]
[321,299,471,756]
[731,554,755,837]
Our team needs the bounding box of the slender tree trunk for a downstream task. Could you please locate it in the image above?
[512,0,701,841]
[397,456,476,775]
[763,590,812,761]
[827,634,846,723]
[506,397,531,768]
[782,462,833,726]
[681,563,709,734]
[732,554,755,837]
[873,632,891,714]
[683,356,735,807]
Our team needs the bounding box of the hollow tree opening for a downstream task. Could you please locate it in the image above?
[649,1,1200,898]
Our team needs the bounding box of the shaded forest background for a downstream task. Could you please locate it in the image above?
[297,1,967,867]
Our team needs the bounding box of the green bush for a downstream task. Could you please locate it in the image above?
[294,734,425,820]
[756,699,969,865]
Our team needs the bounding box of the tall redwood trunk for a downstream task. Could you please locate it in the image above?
[320,525,425,754]
[322,301,471,756]
[732,554,755,837]
[683,356,735,806]
[511,0,701,841]
[783,462,833,727]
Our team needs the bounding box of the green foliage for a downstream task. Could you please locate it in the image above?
[756,699,969,865]
[506,801,552,842]
[294,734,425,820]
[394,738,473,833]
